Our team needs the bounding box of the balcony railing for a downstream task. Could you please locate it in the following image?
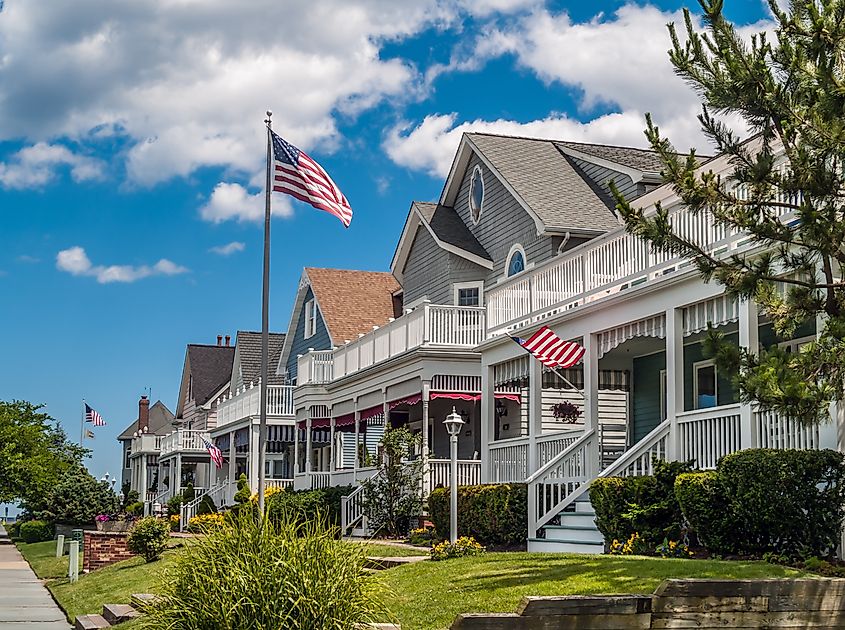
[160,429,212,456]
[130,433,162,454]
[298,302,486,384]
[217,383,295,427]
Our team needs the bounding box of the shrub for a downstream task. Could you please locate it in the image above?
[128,517,170,562]
[195,495,216,516]
[19,520,52,543]
[363,428,423,537]
[187,513,225,533]
[166,494,183,517]
[430,536,485,561]
[182,483,195,503]
[428,483,526,547]
[6,521,21,539]
[143,511,388,629]
[407,527,434,547]
[125,501,145,516]
[590,459,693,549]
[677,449,845,558]
[266,485,353,528]
[38,465,119,525]
[233,474,251,505]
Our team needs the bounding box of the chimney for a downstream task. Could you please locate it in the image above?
[139,395,150,432]
[217,335,223,346]
[225,335,231,347]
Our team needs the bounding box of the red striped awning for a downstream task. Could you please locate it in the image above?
[359,405,385,421]
[389,394,422,410]
[431,392,480,402]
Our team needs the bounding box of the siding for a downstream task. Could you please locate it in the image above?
[632,351,666,444]
[570,156,643,201]
[454,153,559,287]
[285,286,332,381]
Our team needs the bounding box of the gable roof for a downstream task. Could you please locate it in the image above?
[454,133,623,233]
[555,140,666,173]
[233,331,286,387]
[117,400,175,441]
[306,267,400,344]
[186,344,235,406]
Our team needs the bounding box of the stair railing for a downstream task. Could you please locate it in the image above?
[597,419,671,479]
[340,468,383,536]
[179,479,229,532]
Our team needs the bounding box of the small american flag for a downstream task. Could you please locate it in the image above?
[84,403,106,426]
[270,130,352,227]
[511,326,586,369]
[203,438,225,469]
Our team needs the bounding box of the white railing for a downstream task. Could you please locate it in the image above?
[330,302,485,380]
[678,404,742,469]
[294,471,331,491]
[297,350,334,385]
[263,478,294,491]
[180,480,228,531]
[340,468,383,535]
[599,420,671,478]
[160,430,212,455]
[754,408,820,450]
[131,434,162,454]
[537,429,584,468]
[486,195,793,335]
[217,383,295,427]
[489,436,529,483]
[527,429,597,539]
[428,460,481,488]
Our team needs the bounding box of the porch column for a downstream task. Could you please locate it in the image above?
[527,353,542,476]
[480,365,493,483]
[738,298,759,450]
[140,457,148,502]
[665,307,684,461]
[583,333,600,477]
[249,424,260,491]
[816,312,841,450]
[421,381,431,498]
[305,416,313,474]
[294,422,300,474]
[353,400,360,482]
[329,414,336,474]
[228,430,236,503]
[175,452,182,493]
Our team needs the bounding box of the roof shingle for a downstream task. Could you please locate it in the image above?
[186,344,235,406]
[117,400,175,440]
[235,331,286,386]
[413,201,491,262]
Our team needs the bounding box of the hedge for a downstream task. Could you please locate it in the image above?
[677,449,845,558]
[266,485,353,528]
[590,460,692,548]
[428,484,526,547]
[19,520,53,543]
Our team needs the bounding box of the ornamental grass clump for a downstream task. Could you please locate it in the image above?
[144,509,389,629]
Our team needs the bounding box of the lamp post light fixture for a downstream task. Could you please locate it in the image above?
[443,407,465,543]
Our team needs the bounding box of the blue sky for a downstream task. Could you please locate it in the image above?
[0,0,771,500]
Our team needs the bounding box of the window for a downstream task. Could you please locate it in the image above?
[779,335,814,354]
[469,165,484,224]
[304,298,318,338]
[693,360,718,409]
[453,281,484,306]
[506,245,526,277]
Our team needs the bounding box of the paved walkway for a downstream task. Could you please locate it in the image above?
[0,526,70,629]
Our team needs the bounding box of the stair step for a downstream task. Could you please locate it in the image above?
[544,526,604,544]
[527,537,604,555]
[102,603,141,625]
[130,593,158,611]
[75,614,111,630]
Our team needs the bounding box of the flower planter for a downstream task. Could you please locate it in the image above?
[96,520,133,533]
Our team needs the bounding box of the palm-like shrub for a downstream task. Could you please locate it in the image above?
[143,510,389,629]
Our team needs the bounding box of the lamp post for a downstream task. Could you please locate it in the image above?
[443,407,465,543]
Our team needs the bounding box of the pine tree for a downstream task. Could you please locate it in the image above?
[612,0,845,424]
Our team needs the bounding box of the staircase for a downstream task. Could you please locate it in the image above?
[179,479,229,531]
[527,420,671,553]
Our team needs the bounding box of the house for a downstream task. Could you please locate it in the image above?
[154,336,234,506]
[117,395,174,501]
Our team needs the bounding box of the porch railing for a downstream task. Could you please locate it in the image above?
[293,471,331,491]
[754,408,819,450]
[428,459,481,488]
[264,478,294,491]
[217,383,295,427]
[677,404,742,470]
[160,430,212,456]
[340,468,382,535]
[297,350,334,385]
[489,436,529,483]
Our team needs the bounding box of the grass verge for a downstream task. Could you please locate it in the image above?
[15,540,81,579]
[380,552,805,630]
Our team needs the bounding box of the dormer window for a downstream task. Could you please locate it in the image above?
[304,298,318,339]
[469,165,484,224]
[506,245,526,277]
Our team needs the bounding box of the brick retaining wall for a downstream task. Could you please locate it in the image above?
[83,531,135,571]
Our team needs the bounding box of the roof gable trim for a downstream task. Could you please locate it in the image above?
[557,144,662,185]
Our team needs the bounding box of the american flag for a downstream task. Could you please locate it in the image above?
[511,326,586,369]
[270,130,353,227]
[84,403,106,426]
[203,438,225,469]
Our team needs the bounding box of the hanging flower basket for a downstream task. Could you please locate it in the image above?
[550,401,582,424]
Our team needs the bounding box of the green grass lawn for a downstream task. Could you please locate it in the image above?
[15,540,81,579]
[360,542,430,557]
[380,552,806,630]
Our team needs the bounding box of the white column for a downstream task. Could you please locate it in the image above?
[527,354,542,476]
[249,424,260,491]
[583,333,600,477]
[305,415,313,475]
[175,452,182,493]
[329,414,336,474]
[140,457,148,502]
[353,401,360,481]
[228,430,236,503]
[738,298,759,450]
[665,307,684,461]
[421,381,431,498]
[480,365,493,483]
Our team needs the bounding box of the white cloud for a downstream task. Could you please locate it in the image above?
[0,142,104,189]
[209,241,245,256]
[56,246,189,284]
[199,182,293,223]
[16,255,40,264]
[389,4,767,177]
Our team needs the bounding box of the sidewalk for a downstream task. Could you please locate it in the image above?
[0,526,70,629]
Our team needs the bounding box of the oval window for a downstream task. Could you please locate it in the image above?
[507,248,525,277]
[469,165,484,224]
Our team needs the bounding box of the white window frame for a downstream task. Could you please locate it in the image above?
[505,243,528,278]
[453,281,484,307]
[469,165,485,225]
[304,298,317,339]
[778,334,815,354]
[693,359,718,410]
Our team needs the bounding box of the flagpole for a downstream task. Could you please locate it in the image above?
[258,110,273,520]
[80,399,85,445]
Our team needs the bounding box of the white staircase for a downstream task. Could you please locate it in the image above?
[179,479,229,531]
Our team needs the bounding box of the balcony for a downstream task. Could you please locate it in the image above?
[130,433,162,455]
[160,429,212,456]
[216,383,295,428]
[297,302,486,384]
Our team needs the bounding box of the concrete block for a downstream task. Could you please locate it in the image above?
[74,614,110,630]
[102,603,140,625]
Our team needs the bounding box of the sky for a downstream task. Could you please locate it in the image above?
[0,0,773,501]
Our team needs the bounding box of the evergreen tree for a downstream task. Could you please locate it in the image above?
[612,0,845,423]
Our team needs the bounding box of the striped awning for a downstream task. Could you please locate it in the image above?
[360,405,385,421]
[494,355,530,386]
[268,425,296,442]
[683,294,739,336]
[389,394,422,410]
[599,314,666,358]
